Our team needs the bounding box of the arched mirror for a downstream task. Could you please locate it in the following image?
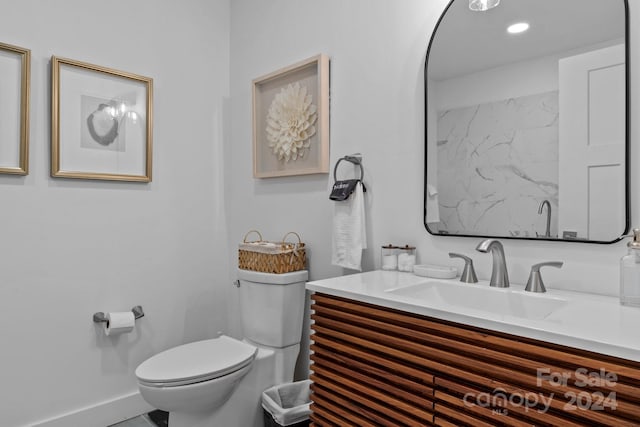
[425,0,628,243]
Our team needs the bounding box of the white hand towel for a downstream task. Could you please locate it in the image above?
[426,183,440,224]
[331,182,367,271]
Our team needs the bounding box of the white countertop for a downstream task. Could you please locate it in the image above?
[306,270,640,362]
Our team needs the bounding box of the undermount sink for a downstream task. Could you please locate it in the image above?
[385,280,568,320]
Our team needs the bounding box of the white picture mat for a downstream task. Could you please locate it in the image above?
[58,63,147,175]
[0,49,22,168]
[255,64,321,174]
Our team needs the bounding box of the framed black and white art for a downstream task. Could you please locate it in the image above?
[51,56,153,182]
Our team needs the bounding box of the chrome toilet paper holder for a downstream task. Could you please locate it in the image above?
[93,305,145,323]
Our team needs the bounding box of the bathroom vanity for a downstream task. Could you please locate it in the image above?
[305,0,637,423]
[306,271,640,426]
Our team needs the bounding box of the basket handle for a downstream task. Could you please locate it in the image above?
[280,231,302,245]
[243,230,263,243]
[281,232,303,265]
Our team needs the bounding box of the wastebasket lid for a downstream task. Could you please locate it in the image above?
[136,335,257,387]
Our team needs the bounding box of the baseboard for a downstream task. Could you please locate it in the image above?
[31,391,154,427]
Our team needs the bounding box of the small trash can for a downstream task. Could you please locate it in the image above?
[262,379,311,427]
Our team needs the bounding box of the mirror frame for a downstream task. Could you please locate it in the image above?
[424,0,630,244]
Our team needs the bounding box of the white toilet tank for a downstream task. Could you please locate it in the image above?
[237,269,308,348]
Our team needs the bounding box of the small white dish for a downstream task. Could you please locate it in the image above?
[413,264,457,279]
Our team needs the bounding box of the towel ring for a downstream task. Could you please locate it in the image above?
[333,155,364,182]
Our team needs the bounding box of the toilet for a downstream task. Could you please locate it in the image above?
[135,269,308,427]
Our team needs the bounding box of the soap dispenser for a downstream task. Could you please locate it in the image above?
[621,229,640,307]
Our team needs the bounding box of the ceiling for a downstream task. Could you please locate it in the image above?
[428,0,626,81]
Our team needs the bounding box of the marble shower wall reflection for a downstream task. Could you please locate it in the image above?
[436,91,559,237]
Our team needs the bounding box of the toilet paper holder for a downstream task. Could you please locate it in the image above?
[93,305,145,323]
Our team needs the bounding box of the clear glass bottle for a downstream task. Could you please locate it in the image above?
[381,245,398,271]
[621,229,640,307]
[397,245,417,272]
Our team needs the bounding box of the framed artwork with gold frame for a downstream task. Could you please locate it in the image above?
[252,54,330,178]
[51,56,153,182]
[0,42,30,175]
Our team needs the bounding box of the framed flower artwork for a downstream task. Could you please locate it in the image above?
[51,56,153,182]
[252,54,329,178]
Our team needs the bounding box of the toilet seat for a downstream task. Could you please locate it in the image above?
[136,335,257,388]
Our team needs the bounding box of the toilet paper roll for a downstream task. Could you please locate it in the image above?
[104,311,135,336]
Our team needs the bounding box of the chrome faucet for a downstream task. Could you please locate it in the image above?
[475,239,509,288]
[537,200,551,238]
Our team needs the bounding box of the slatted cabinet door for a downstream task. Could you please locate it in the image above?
[310,294,436,426]
[309,293,640,427]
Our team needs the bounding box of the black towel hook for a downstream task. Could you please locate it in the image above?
[333,153,364,182]
[329,154,366,201]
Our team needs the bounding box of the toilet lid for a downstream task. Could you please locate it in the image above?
[136,335,257,387]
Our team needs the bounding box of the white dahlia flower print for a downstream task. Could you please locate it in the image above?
[266,82,317,162]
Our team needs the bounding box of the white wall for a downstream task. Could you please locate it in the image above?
[0,1,230,426]
[229,0,639,355]
[434,53,559,111]
[432,39,623,112]
[228,0,439,283]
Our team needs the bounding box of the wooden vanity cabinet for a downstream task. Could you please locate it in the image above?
[309,293,640,426]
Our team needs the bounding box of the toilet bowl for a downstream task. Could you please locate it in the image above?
[135,269,308,427]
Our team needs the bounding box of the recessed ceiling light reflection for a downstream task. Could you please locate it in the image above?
[507,22,530,34]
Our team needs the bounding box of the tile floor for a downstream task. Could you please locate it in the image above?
[108,410,168,427]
